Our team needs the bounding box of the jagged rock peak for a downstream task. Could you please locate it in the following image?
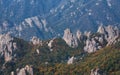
[84,38,101,53]
[0,33,17,62]
[76,30,83,41]
[63,28,78,48]
[105,25,119,39]
[84,25,120,53]
[84,31,91,38]
[97,25,119,37]
[30,36,42,45]
[97,25,120,46]
[97,25,106,34]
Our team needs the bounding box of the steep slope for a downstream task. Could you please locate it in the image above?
[0,25,120,75]
[37,45,120,75]
[0,34,32,75]
[0,0,62,40]
[0,0,61,22]
[1,0,120,40]
[45,0,120,34]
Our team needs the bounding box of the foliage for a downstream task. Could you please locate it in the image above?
[1,38,120,75]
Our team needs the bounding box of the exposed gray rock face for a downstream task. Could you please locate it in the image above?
[11,65,33,75]
[17,68,26,75]
[63,28,78,48]
[30,36,42,45]
[24,65,33,75]
[0,33,17,62]
[84,38,98,53]
[48,39,54,48]
[84,31,91,38]
[97,25,106,34]
[97,25,120,46]
[106,26,119,46]
[63,25,120,53]
[90,68,104,75]
[36,49,40,54]
[48,39,55,51]
[23,17,49,32]
[67,56,76,65]
[8,16,54,40]
[83,25,120,53]
[76,30,83,41]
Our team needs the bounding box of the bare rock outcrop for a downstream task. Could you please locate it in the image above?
[76,30,83,41]
[48,38,55,51]
[91,68,104,75]
[63,28,78,48]
[11,65,33,75]
[97,25,106,34]
[84,31,91,38]
[84,25,120,53]
[30,36,42,45]
[97,25,120,46]
[67,56,76,64]
[84,38,98,53]
[0,33,17,62]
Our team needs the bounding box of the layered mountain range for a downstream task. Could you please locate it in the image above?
[0,25,120,75]
[0,0,120,40]
[0,0,120,75]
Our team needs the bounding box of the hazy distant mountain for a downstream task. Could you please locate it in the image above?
[0,0,120,40]
[45,0,120,33]
[0,0,62,40]
[0,0,61,22]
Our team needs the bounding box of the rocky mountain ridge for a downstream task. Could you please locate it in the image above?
[63,25,120,53]
[0,25,120,75]
[0,33,17,62]
[0,0,120,40]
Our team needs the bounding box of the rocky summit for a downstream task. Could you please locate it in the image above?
[0,0,120,40]
[0,0,120,75]
[63,25,120,53]
[0,25,119,75]
[63,28,78,48]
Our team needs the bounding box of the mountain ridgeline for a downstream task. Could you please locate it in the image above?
[0,0,120,40]
[0,25,120,75]
[0,0,120,75]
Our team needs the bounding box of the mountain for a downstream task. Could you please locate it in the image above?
[1,0,120,75]
[0,0,120,75]
[0,25,120,75]
[45,0,120,33]
[0,0,62,40]
[0,0,120,40]
[0,0,61,22]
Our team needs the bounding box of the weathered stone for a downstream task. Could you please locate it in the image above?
[16,65,33,75]
[67,56,76,64]
[0,33,17,62]
[30,36,42,45]
[91,68,104,75]
[63,28,78,48]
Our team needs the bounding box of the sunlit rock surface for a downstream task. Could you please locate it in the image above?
[0,33,17,62]
[63,28,78,48]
